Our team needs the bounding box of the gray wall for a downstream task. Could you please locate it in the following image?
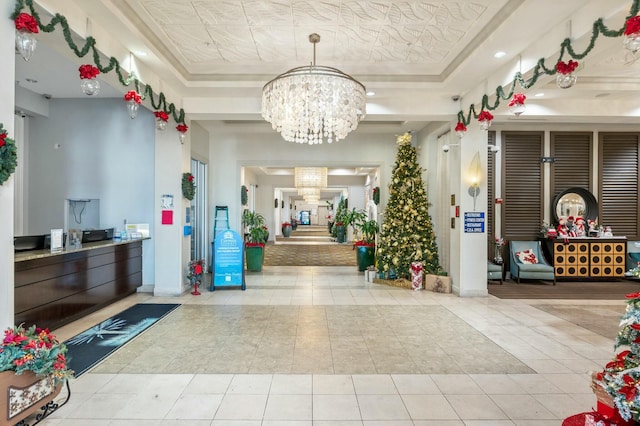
[25,98,156,283]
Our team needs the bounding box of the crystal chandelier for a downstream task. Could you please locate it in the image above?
[262,34,366,145]
[294,167,327,189]
[298,187,321,197]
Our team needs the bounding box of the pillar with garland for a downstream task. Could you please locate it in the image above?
[376,133,442,279]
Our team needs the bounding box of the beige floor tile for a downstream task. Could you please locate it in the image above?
[445,394,509,420]
[263,394,312,420]
[402,394,460,420]
[357,394,410,420]
[214,394,268,420]
[313,394,361,420]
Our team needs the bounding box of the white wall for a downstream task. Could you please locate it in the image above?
[24,98,156,284]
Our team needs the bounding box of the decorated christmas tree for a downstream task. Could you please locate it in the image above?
[593,291,640,422]
[376,133,442,279]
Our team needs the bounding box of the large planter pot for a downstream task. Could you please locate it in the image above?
[355,245,375,271]
[0,371,62,425]
[245,245,264,271]
[282,225,292,237]
[336,225,346,243]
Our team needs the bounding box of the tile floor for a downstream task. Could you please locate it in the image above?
[38,266,627,425]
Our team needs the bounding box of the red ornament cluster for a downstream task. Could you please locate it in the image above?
[625,16,640,35]
[14,13,39,33]
[454,122,467,132]
[508,93,526,106]
[78,64,100,79]
[124,90,142,104]
[556,60,579,75]
[176,124,189,133]
[477,110,494,122]
[154,111,169,122]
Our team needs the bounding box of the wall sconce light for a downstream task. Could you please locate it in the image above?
[468,151,482,211]
[488,144,500,153]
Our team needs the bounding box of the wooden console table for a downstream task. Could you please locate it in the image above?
[553,237,626,279]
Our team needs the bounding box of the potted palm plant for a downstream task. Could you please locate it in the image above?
[242,210,268,271]
[353,216,379,271]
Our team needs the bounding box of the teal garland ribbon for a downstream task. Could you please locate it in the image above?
[451,0,640,126]
[12,0,186,125]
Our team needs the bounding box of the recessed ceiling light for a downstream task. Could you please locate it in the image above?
[366,91,375,96]
[534,92,544,97]
[494,51,506,58]
[134,51,148,56]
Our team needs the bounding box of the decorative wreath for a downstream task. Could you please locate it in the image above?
[373,186,380,205]
[0,123,18,186]
[241,185,248,205]
[182,172,196,200]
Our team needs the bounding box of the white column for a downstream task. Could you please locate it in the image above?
[153,124,190,296]
[455,123,489,297]
[1,2,16,328]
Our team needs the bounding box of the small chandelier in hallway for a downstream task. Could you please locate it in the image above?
[261,33,367,145]
[294,167,327,189]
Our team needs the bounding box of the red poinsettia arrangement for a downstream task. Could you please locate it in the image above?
[556,60,579,75]
[78,64,100,79]
[124,90,141,104]
[14,13,39,33]
[176,123,188,133]
[0,324,73,384]
[625,16,640,35]
[154,111,169,122]
[0,132,6,148]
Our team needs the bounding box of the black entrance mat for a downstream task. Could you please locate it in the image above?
[64,303,180,377]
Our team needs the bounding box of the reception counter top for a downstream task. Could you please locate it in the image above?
[14,238,148,329]
[15,237,149,262]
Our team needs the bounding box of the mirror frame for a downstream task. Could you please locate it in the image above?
[552,187,598,224]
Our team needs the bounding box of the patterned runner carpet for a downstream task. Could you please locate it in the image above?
[263,242,356,266]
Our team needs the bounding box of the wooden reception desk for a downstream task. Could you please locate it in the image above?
[14,238,146,330]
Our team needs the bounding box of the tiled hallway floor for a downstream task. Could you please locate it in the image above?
[40,266,625,425]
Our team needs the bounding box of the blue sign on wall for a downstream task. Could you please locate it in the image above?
[464,212,485,233]
[212,230,245,290]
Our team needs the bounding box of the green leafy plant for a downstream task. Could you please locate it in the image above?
[0,324,74,384]
[354,219,379,246]
[242,210,267,245]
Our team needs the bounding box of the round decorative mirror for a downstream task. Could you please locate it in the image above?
[552,187,598,224]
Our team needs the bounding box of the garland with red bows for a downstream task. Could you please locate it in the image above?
[0,124,18,186]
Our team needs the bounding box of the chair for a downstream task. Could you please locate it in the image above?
[509,241,556,285]
[487,260,503,284]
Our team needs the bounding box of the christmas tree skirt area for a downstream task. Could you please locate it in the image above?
[373,275,452,293]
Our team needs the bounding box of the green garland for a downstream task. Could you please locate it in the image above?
[182,173,196,200]
[0,123,18,186]
[451,0,640,126]
[12,0,185,124]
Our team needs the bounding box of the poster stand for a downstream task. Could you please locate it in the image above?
[210,229,245,291]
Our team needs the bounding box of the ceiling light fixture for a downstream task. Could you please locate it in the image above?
[262,33,367,145]
[294,167,328,189]
[494,51,506,58]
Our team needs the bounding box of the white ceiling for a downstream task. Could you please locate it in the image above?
[14,0,640,199]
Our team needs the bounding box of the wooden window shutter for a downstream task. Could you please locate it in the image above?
[550,132,592,199]
[599,133,640,239]
[502,132,544,240]
[487,131,496,253]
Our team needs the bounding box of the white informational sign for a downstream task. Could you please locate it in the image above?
[50,229,64,252]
